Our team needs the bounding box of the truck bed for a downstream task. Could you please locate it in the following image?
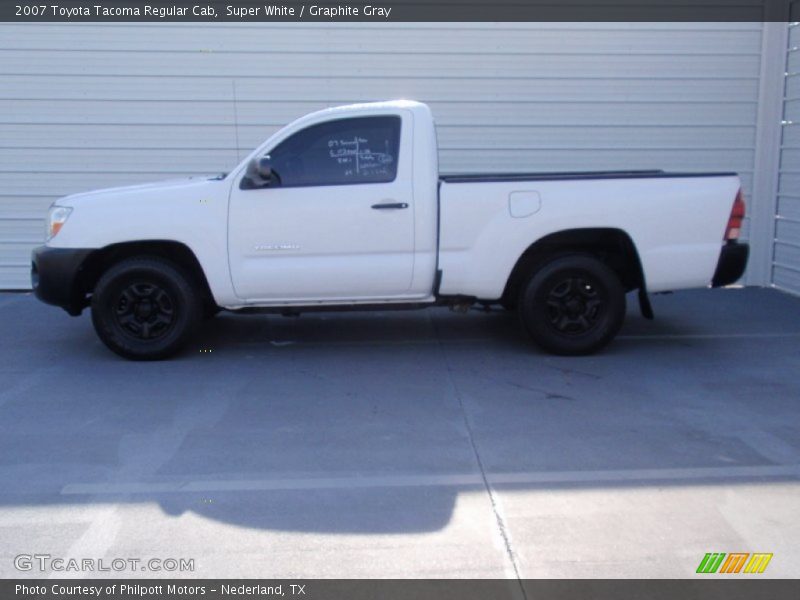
[437,169,742,299]
[439,170,737,184]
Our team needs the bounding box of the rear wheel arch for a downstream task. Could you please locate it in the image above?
[501,228,645,309]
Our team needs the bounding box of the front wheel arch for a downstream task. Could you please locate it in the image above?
[78,240,218,315]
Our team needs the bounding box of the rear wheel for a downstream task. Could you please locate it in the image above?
[518,254,625,355]
[91,257,200,360]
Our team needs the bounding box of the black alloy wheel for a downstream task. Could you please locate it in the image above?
[544,275,604,336]
[112,281,176,341]
[518,254,626,355]
[91,257,200,360]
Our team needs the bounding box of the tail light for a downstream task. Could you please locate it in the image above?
[724,190,745,241]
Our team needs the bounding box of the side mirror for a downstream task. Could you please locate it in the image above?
[242,155,276,189]
[255,156,273,180]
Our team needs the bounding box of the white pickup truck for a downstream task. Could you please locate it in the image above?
[32,100,748,360]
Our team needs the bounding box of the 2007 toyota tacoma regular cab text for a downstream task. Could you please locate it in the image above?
[31,100,749,360]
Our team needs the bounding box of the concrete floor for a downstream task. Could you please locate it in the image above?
[0,287,798,579]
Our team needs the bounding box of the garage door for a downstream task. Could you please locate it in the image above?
[774,18,800,294]
[0,23,765,289]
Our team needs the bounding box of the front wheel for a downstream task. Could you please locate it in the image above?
[91,257,201,360]
[518,254,626,355]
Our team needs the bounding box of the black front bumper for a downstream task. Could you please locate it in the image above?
[31,246,94,315]
[711,241,749,287]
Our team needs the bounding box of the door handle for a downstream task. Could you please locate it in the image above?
[371,202,409,210]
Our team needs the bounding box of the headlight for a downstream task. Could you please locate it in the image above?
[46,206,72,241]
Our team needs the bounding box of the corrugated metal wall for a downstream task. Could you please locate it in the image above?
[775,19,800,294]
[0,22,766,289]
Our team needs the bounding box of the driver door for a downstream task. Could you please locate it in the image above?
[227,113,415,302]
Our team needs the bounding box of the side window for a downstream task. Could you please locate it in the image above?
[268,116,401,187]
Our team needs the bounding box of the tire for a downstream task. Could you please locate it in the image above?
[91,257,201,360]
[518,254,626,356]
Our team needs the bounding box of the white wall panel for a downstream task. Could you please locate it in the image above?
[0,22,766,289]
[773,17,800,294]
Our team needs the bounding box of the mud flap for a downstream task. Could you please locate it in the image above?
[638,288,654,320]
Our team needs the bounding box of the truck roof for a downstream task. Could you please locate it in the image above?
[300,100,429,122]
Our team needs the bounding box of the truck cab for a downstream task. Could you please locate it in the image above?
[227,101,439,304]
